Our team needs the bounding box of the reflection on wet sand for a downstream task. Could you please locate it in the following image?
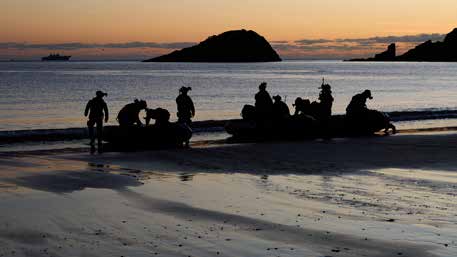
[0,133,456,256]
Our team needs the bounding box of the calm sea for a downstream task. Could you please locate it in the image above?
[1,60,456,132]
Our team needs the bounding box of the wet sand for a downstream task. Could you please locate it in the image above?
[0,132,456,257]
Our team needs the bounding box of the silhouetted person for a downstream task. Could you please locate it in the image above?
[241,104,257,121]
[318,81,334,119]
[346,89,373,117]
[145,108,170,127]
[293,97,312,117]
[346,90,396,134]
[176,87,195,148]
[254,82,273,121]
[272,95,290,120]
[117,99,147,126]
[316,80,334,138]
[176,87,195,125]
[84,90,109,147]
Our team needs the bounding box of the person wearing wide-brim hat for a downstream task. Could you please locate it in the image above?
[176,86,195,125]
[84,90,109,147]
[176,86,195,147]
[346,89,374,116]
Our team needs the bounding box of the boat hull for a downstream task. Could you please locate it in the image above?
[225,111,394,140]
[103,123,192,149]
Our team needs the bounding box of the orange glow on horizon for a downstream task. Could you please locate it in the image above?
[1,0,456,59]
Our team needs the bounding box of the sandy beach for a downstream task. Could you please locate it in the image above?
[0,132,456,257]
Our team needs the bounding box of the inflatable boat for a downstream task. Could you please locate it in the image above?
[225,110,395,140]
[103,123,192,149]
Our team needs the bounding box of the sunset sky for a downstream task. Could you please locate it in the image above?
[1,0,456,60]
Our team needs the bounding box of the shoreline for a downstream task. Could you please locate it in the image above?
[0,119,232,144]
[0,125,456,155]
[1,115,457,144]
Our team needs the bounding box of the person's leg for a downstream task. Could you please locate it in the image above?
[96,119,103,146]
[87,120,95,145]
[185,117,192,147]
[177,115,184,124]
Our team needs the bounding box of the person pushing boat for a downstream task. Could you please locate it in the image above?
[117,99,147,126]
[346,89,373,118]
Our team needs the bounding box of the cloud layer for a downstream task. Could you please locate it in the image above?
[0,33,447,60]
[0,41,195,50]
[338,33,445,44]
[272,33,446,59]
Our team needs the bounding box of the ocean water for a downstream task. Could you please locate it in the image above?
[0,60,456,132]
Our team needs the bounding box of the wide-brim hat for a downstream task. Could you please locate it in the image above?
[96,90,107,97]
[179,86,192,93]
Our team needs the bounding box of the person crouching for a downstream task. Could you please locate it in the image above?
[117,99,147,126]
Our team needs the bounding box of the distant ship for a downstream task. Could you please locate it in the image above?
[41,54,71,61]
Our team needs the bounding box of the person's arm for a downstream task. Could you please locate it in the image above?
[103,103,109,123]
[84,101,90,117]
[136,111,143,126]
[190,99,195,117]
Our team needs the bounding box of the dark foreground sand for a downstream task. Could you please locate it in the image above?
[0,132,456,257]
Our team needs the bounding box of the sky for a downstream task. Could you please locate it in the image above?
[1,0,456,60]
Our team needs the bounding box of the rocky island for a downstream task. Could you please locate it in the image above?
[143,29,281,62]
[349,43,396,62]
[348,28,457,62]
